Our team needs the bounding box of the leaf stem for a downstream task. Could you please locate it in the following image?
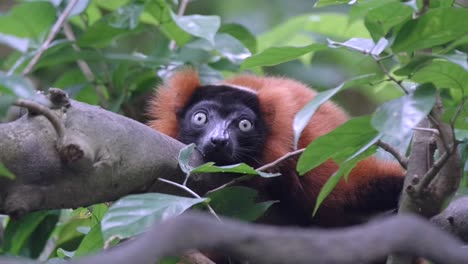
[158,178,221,222]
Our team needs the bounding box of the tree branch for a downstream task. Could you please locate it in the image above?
[376,140,408,169]
[22,0,80,75]
[56,213,468,264]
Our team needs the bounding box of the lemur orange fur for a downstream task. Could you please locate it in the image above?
[148,69,405,226]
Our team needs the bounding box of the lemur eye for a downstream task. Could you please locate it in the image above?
[238,119,253,132]
[192,112,207,125]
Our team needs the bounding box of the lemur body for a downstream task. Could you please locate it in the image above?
[148,69,405,227]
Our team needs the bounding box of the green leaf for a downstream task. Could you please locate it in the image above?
[293,74,378,149]
[101,193,206,241]
[0,162,15,180]
[78,18,141,48]
[442,103,468,131]
[171,12,220,45]
[412,60,468,93]
[57,248,75,258]
[241,44,327,69]
[258,13,370,51]
[435,52,468,72]
[67,0,90,18]
[0,33,29,53]
[0,1,56,41]
[2,211,60,256]
[208,186,277,221]
[53,217,89,254]
[186,33,251,64]
[0,73,36,99]
[95,0,130,10]
[393,56,433,76]
[220,23,257,53]
[213,33,251,64]
[74,223,103,257]
[372,83,436,141]
[328,37,388,56]
[313,146,376,215]
[192,162,280,178]
[156,6,192,47]
[297,116,379,175]
[364,2,413,41]
[315,0,351,7]
[178,144,195,174]
[349,0,398,23]
[107,4,144,29]
[393,8,468,52]
[90,204,109,223]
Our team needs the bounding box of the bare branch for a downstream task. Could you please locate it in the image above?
[371,55,408,94]
[22,0,80,75]
[158,178,222,222]
[256,148,304,172]
[450,96,466,128]
[169,0,191,50]
[376,140,408,169]
[62,23,108,107]
[62,213,468,264]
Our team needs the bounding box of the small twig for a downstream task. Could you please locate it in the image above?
[416,151,453,192]
[412,127,439,134]
[376,140,408,169]
[169,0,191,50]
[157,178,221,222]
[450,95,466,129]
[206,149,305,195]
[256,148,305,172]
[206,174,254,196]
[371,55,409,94]
[22,0,80,75]
[417,0,431,16]
[62,23,108,107]
[14,99,65,139]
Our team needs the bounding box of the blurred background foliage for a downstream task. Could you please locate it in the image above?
[0,0,418,121]
[0,0,467,262]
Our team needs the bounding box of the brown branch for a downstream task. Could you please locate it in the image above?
[62,23,108,107]
[22,0,80,75]
[450,96,466,128]
[372,55,408,94]
[0,97,215,216]
[64,213,468,264]
[256,148,304,172]
[376,140,408,169]
[169,0,191,50]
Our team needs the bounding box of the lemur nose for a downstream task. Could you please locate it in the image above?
[210,136,228,146]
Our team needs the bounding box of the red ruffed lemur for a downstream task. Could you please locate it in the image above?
[148,69,405,227]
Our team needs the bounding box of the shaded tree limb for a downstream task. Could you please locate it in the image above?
[53,212,468,264]
[390,95,462,264]
[0,91,227,217]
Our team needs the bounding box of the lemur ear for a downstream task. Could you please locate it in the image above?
[147,69,200,138]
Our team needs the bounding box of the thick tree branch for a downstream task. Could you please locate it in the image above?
[0,92,228,217]
[53,213,468,264]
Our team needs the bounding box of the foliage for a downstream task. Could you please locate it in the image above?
[0,0,467,261]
